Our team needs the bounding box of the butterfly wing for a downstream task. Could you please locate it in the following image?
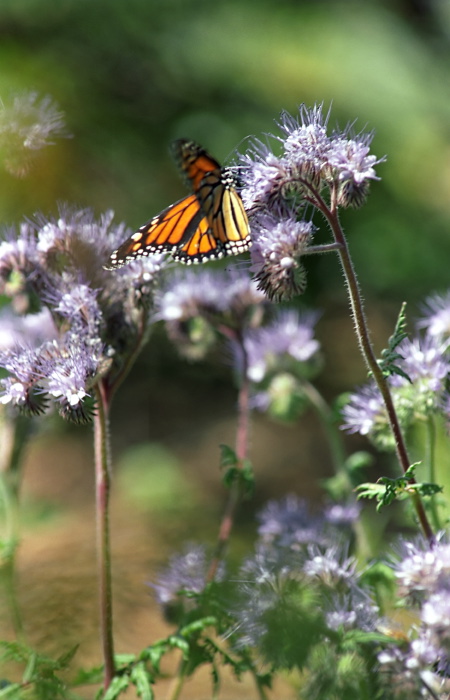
[106,194,203,269]
[196,170,251,257]
[171,139,222,192]
[105,139,251,268]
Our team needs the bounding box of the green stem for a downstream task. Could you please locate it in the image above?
[93,382,116,690]
[425,415,441,531]
[312,192,434,543]
[165,658,187,700]
[302,381,348,483]
[0,414,32,639]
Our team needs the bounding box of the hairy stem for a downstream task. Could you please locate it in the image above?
[94,381,116,689]
[317,196,434,543]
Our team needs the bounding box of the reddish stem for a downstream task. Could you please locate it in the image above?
[206,332,251,582]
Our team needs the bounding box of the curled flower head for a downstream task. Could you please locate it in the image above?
[158,266,265,322]
[278,103,332,183]
[238,103,383,219]
[0,206,165,422]
[238,142,293,213]
[250,213,315,301]
[0,344,48,415]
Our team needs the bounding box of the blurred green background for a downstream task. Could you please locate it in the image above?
[1,0,450,687]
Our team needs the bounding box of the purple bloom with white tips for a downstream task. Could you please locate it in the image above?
[241,309,320,384]
[341,382,386,436]
[418,291,450,340]
[391,335,450,397]
[236,104,384,300]
[250,213,315,301]
[0,206,165,422]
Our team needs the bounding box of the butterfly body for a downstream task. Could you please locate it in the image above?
[106,139,251,268]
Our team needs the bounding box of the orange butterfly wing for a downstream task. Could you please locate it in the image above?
[106,139,251,268]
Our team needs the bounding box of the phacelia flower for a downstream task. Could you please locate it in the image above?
[0,92,68,176]
[418,291,450,340]
[0,206,165,422]
[249,213,315,301]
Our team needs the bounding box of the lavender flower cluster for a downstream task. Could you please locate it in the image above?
[342,294,450,448]
[157,265,322,419]
[236,104,384,300]
[0,209,165,422]
[152,498,450,697]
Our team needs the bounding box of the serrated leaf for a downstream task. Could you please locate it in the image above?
[219,444,238,469]
[355,482,386,501]
[180,616,216,637]
[408,482,443,497]
[375,302,412,380]
[167,635,190,657]
[56,644,79,668]
[72,665,104,686]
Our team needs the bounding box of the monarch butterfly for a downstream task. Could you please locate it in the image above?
[105,139,251,268]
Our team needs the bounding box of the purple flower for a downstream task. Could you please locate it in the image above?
[391,335,450,398]
[0,308,56,350]
[151,544,213,607]
[395,538,450,601]
[303,544,358,588]
[158,266,265,322]
[341,382,386,436]
[418,291,450,340]
[324,500,361,527]
[257,495,330,549]
[249,213,315,301]
[342,332,450,441]
[0,92,68,176]
[150,543,224,623]
[0,206,165,421]
[239,104,383,214]
[240,309,320,385]
[157,265,267,359]
[279,103,332,178]
[238,143,292,213]
[325,591,378,632]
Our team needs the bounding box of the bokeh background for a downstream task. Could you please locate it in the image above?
[1,0,450,696]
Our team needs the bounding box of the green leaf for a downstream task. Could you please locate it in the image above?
[179,616,217,637]
[102,675,131,700]
[219,444,238,469]
[0,682,22,699]
[356,463,441,511]
[374,302,411,381]
[130,663,153,700]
